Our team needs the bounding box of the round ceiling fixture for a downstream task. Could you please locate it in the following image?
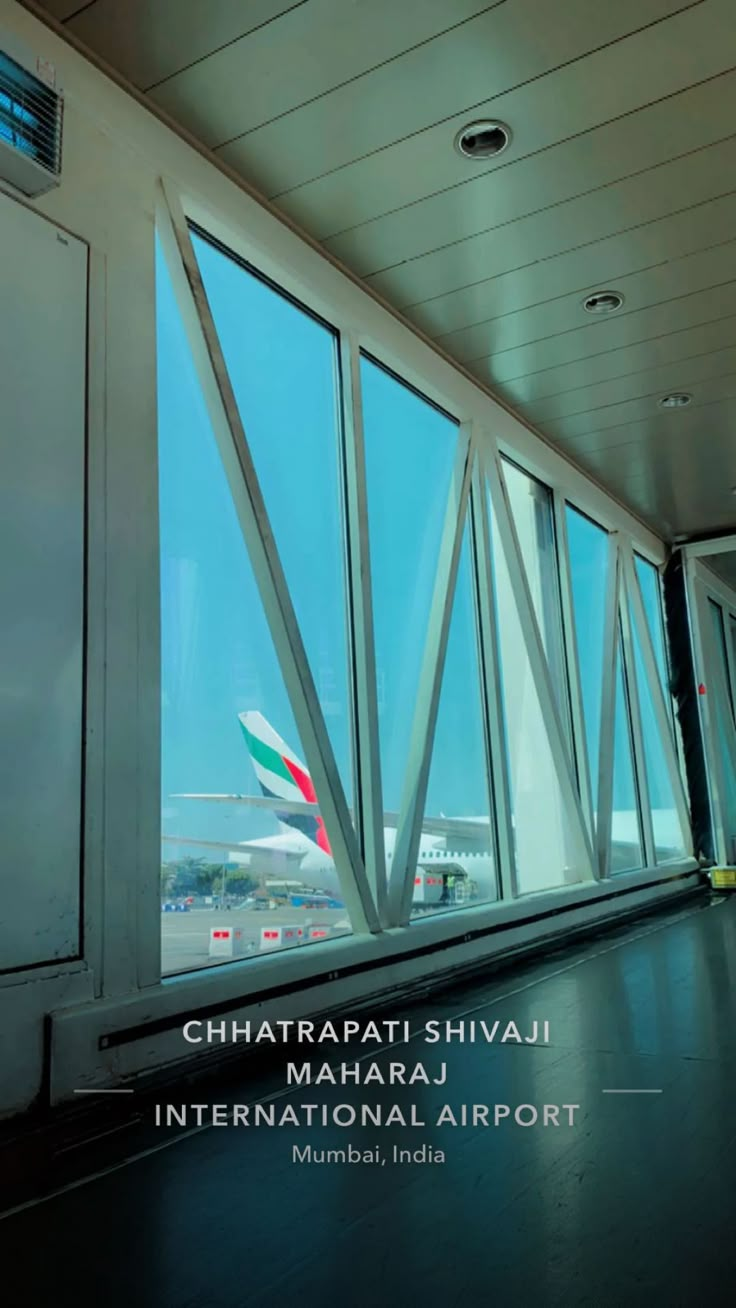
[454,120,511,160]
[582,290,624,314]
[658,392,692,409]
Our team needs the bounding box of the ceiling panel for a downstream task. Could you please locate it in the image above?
[287,1,727,243]
[329,73,736,283]
[544,374,736,444]
[149,0,505,147]
[406,186,736,342]
[580,432,734,486]
[330,72,736,282]
[38,1,83,18]
[558,395,736,457]
[556,478,732,543]
[520,342,736,423]
[497,314,736,407]
[572,443,736,538]
[216,0,692,197]
[64,1,305,89]
[434,240,736,364]
[397,140,736,334]
[469,280,736,386]
[34,0,736,543]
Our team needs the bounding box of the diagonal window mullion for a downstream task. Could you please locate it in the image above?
[387,430,475,926]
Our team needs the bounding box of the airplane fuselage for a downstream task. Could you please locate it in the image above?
[230,827,498,909]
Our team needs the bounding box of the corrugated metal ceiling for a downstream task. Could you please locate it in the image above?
[33,0,736,544]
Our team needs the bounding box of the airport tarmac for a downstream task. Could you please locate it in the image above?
[161,905,350,974]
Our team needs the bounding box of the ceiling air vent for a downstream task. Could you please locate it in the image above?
[0,47,62,197]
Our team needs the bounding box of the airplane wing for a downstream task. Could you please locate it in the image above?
[171,796,488,842]
[171,794,318,815]
[162,833,306,866]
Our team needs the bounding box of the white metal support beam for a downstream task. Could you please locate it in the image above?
[682,534,736,559]
[684,558,727,863]
[157,179,380,934]
[621,541,693,856]
[338,333,387,921]
[688,563,736,863]
[470,454,517,902]
[387,428,474,926]
[553,488,594,839]
[486,445,596,883]
[619,559,655,869]
[595,535,620,879]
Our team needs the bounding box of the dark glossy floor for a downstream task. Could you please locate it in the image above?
[3,892,736,1307]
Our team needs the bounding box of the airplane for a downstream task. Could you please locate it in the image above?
[164,711,498,910]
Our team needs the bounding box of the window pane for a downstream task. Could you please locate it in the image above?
[709,601,731,706]
[707,600,736,846]
[503,461,571,741]
[361,357,459,824]
[192,231,353,807]
[630,613,688,864]
[634,553,692,847]
[415,522,497,916]
[634,555,669,699]
[490,495,587,894]
[707,599,735,721]
[611,640,644,873]
[158,240,350,974]
[565,507,609,821]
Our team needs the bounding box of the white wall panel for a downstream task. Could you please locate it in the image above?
[0,189,87,970]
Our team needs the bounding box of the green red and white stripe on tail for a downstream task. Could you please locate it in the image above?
[238,711,332,856]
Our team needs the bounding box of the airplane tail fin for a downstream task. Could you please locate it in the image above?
[238,712,332,855]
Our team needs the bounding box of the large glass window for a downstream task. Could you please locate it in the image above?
[635,552,689,793]
[640,551,690,784]
[490,492,587,895]
[631,554,689,862]
[360,357,459,884]
[192,231,353,805]
[503,460,571,744]
[630,612,688,865]
[158,238,351,974]
[417,521,497,916]
[634,555,670,704]
[565,507,610,822]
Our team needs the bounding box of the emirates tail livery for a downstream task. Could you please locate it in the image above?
[237,712,333,857]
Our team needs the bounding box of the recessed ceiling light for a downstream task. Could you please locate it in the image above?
[454,120,511,160]
[659,392,692,409]
[582,290,624,314]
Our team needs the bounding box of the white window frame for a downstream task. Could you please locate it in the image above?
[683,550,736,864]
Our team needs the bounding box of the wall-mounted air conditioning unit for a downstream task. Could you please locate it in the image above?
[0,41,62,197]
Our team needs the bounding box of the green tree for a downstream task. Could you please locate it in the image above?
[160,864,176,898]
